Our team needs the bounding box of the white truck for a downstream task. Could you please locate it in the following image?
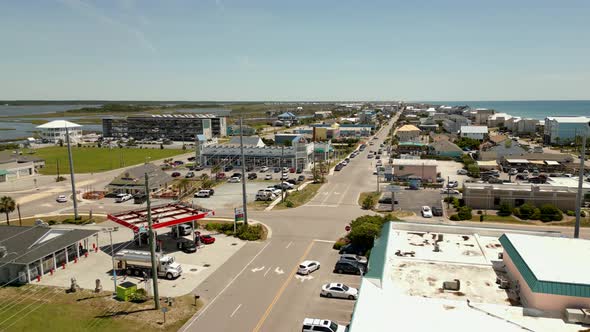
[114,249,182,280]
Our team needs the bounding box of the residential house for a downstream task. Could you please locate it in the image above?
[37,120,82,144]
[442,115,471,134]
[396,124,421,142]
[106,163,172,194]
[487,113,512,128]
[277,112,298,124]
[473,108,495,125]
[514,118,539,135]
[543,116,590,145]
[460,126,489,140]
[429,140,463,158]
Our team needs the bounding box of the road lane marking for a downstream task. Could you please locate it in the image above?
[252,241,315,332]
[251,266,265,273]
[274,267,284,275]
[313,239,336,243]
[285,241,292,249]
[180,241,272,332]
[264,267,271,277]
[230,304,242,318]
[294,274,314,282]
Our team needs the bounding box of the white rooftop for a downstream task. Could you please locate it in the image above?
[460,125,488,134]
[504,233,590,285]
[392,158,438,166]
[36,120,81,129]
[549,116,590,123]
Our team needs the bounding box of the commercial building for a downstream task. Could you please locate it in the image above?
[338,124,373,137]
[462,182,584,211]
[313,124,340,141]
[102,114,227,140]
[277,112,298,124]
[460,125,489,140]
[37,120,82,144]
[200,135,313,171]
[499,153,573,172]
[106,163,171,194]
[0,151,45,182]
[543,116,590,145]
[396,124,421,142]
[473,108,495,125]
[499,233,590,316]
[359,110,376,124]
[397,142,428,155]
[392,159,437,182]
[0,226,99,284]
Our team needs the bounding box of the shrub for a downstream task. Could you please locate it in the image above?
[333,239,348,250]
[531,208,541,220]
[457,206,472,220]
[512,207,521,218]
[129,288,148,303]
[582,211,587,217]
[539,204,563,222]
[361,195,375,210]
[48,220,57,225]
[566,210,575,217]
[517,203,536,220]
[285,200,294,208]
[236,224,264,241]
[449,214,460,221]
[498,202,512,217]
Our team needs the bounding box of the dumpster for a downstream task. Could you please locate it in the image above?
[116,281,137,301]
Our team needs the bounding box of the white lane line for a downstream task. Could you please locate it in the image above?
[230,304,242,318]
[264,267,271,277]
[180,241,272,331]
[313,239,336,243]
[285,241,293,249]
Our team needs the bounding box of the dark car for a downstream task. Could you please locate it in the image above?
[193,165,204,171]
[177,239,197,253]
[286,179,298,185]
[246,165,254,172]
[273,167,281,173]
[339,244,367,256]
[173,160,184,165]
[297,175,306,182]
[432,207,443,216]
[378,197,398,205]
[171,172,181,177]
[224,165,234,172]
[296,168,303,174]
[231,173,243,179]
[335,164,343,171]
[247,173,258,180]
[133,194,147,204]
[187,157,196,161]
[334,261,365,275]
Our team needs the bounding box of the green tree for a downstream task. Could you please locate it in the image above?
[457,206,473,220]
[539,204,563,222]
[517,203,536,220]
[348,215,388,249]
[0,196,16,226]
[199,173,209,182]
[176,179,191,194]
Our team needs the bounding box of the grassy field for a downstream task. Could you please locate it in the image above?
[274,183,323,210]
[27,147,185,175]
[358,191,381,209]
[469,214,533,225]
[0,286,202,332]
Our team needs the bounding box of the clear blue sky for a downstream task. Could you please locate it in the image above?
[1,0,589,101]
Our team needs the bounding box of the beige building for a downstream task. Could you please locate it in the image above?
[392,159,438,182]
[462,182,580,211]
[499,233,590,317]
[396,124,421,142]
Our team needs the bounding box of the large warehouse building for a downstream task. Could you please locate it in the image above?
[102,114,227,140]
[499,233,590,316]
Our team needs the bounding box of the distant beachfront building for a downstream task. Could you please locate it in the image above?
[442,115,471,134]
[543,116,590,145]
[36,120,82,144]
[460,125,489,140]
[487,113,512,128]
[102,114,227,141]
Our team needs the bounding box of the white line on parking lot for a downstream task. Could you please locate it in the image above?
[230,304,242,318]
[313,239,336,243]
[264,267,271,277]
[285,241,293,249]
[180,241,272,331]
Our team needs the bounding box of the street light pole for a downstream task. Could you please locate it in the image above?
[239,117,249,227]
[103,227,119,294]
[574,133,587,238]
[65,125,79,220]
[145,173,160,309]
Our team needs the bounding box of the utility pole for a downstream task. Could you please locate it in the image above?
[574,133,587,238]
[281,145,285,202]
[239,117,249,226]
[17,204,22,226]
[103,227,119,294]
[56,158,60,180]
[145,173,160,309]
[447,176,451,208]
[65,125,79,219]
[194,134,200,168]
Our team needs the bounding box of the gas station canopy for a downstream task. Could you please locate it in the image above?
[107,202,214,232]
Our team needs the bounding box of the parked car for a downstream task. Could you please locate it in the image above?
[341,161,348,166]
[457,169,468,175]
[264,174,273,180]
[199,234,216,244]
[333,261,365,275]
[431,206,443,216]
[195,189,214,198]
[367,154,374,159]
[302,318,347,332]
[286,179,299,185]
[378,197,398,204]
[338,243,367,256]
[280,173,289,181]
[231,173,243,179]
[297,260,320,275]
[216,172,227,180]
[133,194,147,204]
[177,238,197,253]
[265,187,282,196]
[256,191,276,201]
[228,177,241,183]
[247,173,258,180]
[275,182,294,190]
[440,189,460,195]
[185,171,195,178]
[273,167,281,173]
[335,164,343,171]
[421,206,433,218]
[173,160,184,165]
[338,254,368,266]
[260,166,269,172]
[224,165,234,172]
[320,283,358,300]
[297,175,306,182]
[246,165,254,172]
[115,193,133,203]
[508,168,518,176]
[171,172,181,177]
[446,180,459,188]
[296,168,303,174]
[56,195,67,203]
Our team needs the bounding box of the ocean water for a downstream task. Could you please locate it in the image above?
[422,100,590,120]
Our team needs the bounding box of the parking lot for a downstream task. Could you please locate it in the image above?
[38,220,246,297]
[377,188,443,217]
[262,241,360,331]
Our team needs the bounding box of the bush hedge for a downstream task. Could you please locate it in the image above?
[204,222,265,241]
[539,204,563,222]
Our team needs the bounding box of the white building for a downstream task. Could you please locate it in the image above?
[544,116,590,145]
[37,120,82,144]
[460,126,489,140]
[487,113,512,128]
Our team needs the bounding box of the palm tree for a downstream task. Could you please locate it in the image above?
[176,179,191,194]
[0,196,16,226]
[211,164,221,176]
[199,173,209,181]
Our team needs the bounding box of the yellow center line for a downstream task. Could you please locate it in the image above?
[252,240,315,332]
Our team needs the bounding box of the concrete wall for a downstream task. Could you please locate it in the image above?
[503,251,590,315]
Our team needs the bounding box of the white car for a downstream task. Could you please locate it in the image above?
[282,167,290,173]
[260,166,269,172]
[446,180,459,188]
[280,173,289,181]
[320,283,359,300]
[339,254,368,265]
[302,318,347,332]
[456,169,468,175]
[115,193,133,203]
[297,260,320,275]
[228,177,241,183]
[195,189,213,198]
[56,195,67,203]
[421,206,433,218]
[264,174,273,180]
[265,187,282,196]
[440,189,460,195]
[341,161,348,166]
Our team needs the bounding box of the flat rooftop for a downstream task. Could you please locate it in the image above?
[502,233,590,285]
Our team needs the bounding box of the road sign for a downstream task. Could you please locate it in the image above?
[385,185,402,193]
[234,208,244,222]
[345,225,351,232]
